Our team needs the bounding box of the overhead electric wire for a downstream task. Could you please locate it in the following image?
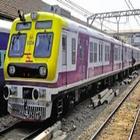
[57,0,117,32]
[65,0,92,16]
[65,0,127,24]
[128,0,140,25]
[57,0,89,16]
[125,0,132,9]
[128,0,140,20]
[125,0,140,26]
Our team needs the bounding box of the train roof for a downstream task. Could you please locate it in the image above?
[64,17,121,43]
[63,15,140,50]
[0,19,12,33]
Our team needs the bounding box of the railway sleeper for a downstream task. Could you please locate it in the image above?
[91,99,100,108]
[105,92,114,104]
[114,89,120,96]
[98,88,109,99]
[90,89,115,108]
[99,89,113,105]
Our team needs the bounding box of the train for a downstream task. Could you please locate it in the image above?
[0,19,11,115]
[3,11,140,121]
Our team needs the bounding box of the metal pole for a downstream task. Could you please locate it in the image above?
[116,17,121,37]
[100,18,104,31]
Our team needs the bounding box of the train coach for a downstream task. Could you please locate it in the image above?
[3,11,140,121]
[0,19,11,115]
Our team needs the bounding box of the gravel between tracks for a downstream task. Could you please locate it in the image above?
[61,77,138,140]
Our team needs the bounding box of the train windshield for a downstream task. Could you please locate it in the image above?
[9,33,26,57]
[34,33,53,57]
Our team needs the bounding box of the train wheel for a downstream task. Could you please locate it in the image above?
[51,96,64,121]
[56,97,64,119]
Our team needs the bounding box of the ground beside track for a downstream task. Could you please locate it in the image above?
[96,80,140,140]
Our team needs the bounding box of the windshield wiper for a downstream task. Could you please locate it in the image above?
[11,32,21,47]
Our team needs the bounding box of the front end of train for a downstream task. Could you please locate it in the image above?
[4,12,66,121]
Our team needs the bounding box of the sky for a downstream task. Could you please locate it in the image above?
[42,0,140,33]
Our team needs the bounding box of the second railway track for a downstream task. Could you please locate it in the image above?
[90,76,140,140]
[128,107,140,140]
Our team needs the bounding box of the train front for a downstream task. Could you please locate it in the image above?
[4,12,65,121]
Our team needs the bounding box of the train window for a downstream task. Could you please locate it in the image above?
[36,21,52,29]
[34,32,53,57]
[9,34,26,57]
[114,47,117,60]
[129,49,131,60]
[89,42,93,63]
[118,48,120,61]
[72,38,76,64]
[105,45,110,61]
[16,22,31,31]
[62,35,67,65]
[99,44,103,62]
[114,47,119,61]
[94,43,97,62]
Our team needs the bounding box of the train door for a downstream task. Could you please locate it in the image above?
[99,41,103,73]
[61,31,68,85]
[78,33,89,80]
[122,46,126,69]
[110,43,114,71]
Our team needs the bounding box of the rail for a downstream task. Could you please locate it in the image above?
[90,77,140,140]
[128,107,140,140]
[0,120,21,135]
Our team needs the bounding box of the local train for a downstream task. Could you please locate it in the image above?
[3,11,140,121]
[0,19,11,115]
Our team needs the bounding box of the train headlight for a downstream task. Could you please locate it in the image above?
[32,89,39,101]
[8,65,16,75]
[31,12,38,20]
[3,86,10,100]
[39,89,46,99]
[39,66,47,77]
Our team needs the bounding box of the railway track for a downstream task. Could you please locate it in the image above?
[128,107,140,140]
[0,121,48,140]
[90,76,140,140]
[0,120,21,135]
